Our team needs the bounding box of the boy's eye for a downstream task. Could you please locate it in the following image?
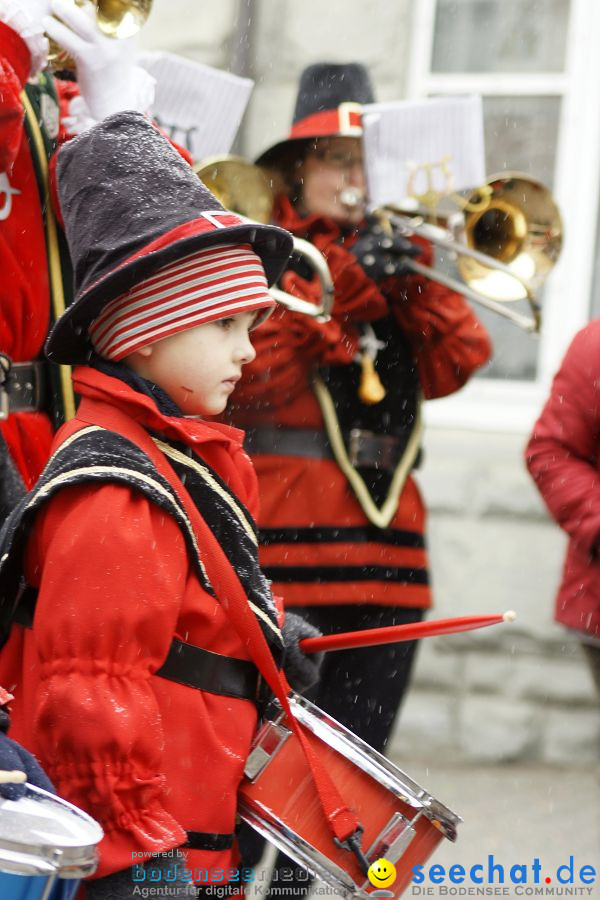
[217,318,234,329]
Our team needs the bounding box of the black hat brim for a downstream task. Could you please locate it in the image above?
[46,219,292,365]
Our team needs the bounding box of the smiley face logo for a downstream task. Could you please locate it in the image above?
[367,858,396,889]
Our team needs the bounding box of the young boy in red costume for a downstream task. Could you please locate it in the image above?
[0,111,321,899]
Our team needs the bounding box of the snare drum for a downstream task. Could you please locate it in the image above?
[239,694,460,899]
[0,783,103,900]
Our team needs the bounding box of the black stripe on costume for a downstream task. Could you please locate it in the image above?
[184,831,234,851]
[259,525,425,548]
[263,565,430,585]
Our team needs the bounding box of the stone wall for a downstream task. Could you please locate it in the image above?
[390,428,600,766]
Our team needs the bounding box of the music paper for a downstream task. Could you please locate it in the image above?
[361,95,486,208]
[137,51,254,162]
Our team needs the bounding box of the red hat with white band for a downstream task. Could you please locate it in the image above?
[255,62,375,169]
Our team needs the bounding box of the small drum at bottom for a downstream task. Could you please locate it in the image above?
[0,783,103,900]
[239,694,461,899]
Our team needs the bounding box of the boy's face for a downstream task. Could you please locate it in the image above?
[125,310,258,416]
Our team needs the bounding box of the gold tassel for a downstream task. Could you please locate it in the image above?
[358,353,386,405]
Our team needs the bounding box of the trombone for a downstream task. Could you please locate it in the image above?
[194,157,333,321]
[365,172,563,333]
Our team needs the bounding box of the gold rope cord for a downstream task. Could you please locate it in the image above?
[312,372,424,529]
[21,89,76,421]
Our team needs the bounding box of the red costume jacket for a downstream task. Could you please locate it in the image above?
[0,366,281,883]
[526,320,600,639]
[231,196,492,609]
[0,21,76,488]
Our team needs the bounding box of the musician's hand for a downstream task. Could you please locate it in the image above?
[351,220,423,281]
[0,732,55,800]
[44,0,152,122]
[282,612,324,693]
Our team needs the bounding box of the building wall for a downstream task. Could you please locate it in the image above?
[140,0,600,764]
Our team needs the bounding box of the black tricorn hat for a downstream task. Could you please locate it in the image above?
[256,62,375,169]
[46,111,293,365]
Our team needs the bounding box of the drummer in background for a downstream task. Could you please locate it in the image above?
[229,61,492,890]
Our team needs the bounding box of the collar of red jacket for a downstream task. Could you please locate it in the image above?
[273,193,345,239]
[71,365,246,451]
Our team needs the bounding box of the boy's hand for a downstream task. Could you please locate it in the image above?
[282,612,324,692]
[0,732,55,800]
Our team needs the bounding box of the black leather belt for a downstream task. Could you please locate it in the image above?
[156,638,259,701]
[0,356,48,419]
[244,426,404,472]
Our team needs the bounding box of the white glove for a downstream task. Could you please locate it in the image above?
[43,0,152,121]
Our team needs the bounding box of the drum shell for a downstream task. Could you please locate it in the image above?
[239,696,460,899]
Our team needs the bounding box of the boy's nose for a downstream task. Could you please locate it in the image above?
[237,334,256,364]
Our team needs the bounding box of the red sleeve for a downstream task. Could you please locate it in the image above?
[384,236,492,399]
[525,324,600,555]
[234,241,388,410]
[25,482,189,874]
[0,21,30,172]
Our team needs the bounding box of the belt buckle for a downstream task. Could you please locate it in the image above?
[0,354,11,421]
[348,428,368,467]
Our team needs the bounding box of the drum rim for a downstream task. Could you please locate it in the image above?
[0,784,103,880]
[284,694,461,840]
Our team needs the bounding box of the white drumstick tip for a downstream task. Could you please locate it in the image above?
[0,770,27,784]
[503,610,517,622]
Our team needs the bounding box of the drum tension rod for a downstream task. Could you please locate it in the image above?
[333,824,371,876]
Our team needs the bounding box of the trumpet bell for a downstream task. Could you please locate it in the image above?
[194,156,274,225]
[458,172,563,302]
[47,0,152,69]
[96,0,152,38]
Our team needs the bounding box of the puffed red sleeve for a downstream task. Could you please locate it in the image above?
[24,482,189,876]
[525,325,600,555]
[0,21,30,172]
[384,236,492,399]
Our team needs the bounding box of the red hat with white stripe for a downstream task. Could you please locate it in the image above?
[46,112,293,365]
[88,244,273,361]
[255,63,375,169]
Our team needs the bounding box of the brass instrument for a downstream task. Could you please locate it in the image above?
[373,173,563,333]
[195,156,334,321]
[47,0,152,69]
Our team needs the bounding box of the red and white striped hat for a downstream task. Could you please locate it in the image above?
[88,243,274,361]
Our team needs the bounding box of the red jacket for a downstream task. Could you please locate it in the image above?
[526,320,600,639]
[0,21,76,487]
[231,197,492,608]
[0,366,274,883]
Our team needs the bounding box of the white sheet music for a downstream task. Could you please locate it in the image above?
[137,51,254,162]
[361,96,486,208]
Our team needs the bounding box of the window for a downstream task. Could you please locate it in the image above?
[407,0,600,431]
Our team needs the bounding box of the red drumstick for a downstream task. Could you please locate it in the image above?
[299,611,516,654]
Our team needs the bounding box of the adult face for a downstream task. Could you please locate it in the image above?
[297,137,366,226]
[125,310,258,416]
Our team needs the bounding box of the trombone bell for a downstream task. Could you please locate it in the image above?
[458,173,563,302]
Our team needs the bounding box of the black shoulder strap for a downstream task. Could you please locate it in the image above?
[0,425,214,646]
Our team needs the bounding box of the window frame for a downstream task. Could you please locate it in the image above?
[406,0,600,433]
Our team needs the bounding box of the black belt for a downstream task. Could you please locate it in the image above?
[244,426,405,472]
[0,356,48,419]
[14,596,259,702]
[156,638,259,701]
